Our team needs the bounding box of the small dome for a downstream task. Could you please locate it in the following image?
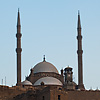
[34,77,63,86]
[33,61,59,74]
[22,80,32,86]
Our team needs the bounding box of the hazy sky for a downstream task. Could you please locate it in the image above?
[0,0,100,89]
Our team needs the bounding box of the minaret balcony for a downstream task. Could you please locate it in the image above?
[77,35,82,40]
[16,48,22,53]
[16,33,22,38]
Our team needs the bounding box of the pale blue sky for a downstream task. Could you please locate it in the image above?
[0,0,100,89]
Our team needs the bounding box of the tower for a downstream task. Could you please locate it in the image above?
[77,11,85,89]
[64,66,76,90]
[16,9,22,86]
[64,66,73,83]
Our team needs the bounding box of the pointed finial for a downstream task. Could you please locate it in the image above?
[43,55,46,62]
[78,10,80,15]
[17,8,21,26]
[18,8,19,12]
[77,10,81,29]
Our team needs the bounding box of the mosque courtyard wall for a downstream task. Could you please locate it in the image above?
[0,85,100,100]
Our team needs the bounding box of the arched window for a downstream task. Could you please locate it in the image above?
[41,82,44,86]
[58,95,60,100]
[43,96,45,100]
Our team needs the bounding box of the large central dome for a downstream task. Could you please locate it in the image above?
[33,61,59,74]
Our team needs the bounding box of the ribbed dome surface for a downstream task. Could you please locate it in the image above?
[34,77,63,86]
[33,61,59,74]
[22,80,32,86]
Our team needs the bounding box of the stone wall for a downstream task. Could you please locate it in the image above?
[67,90,100,100]
[50,86,68,100]
[1,85,100,100]
[0,85,27,100]
[27,72,64,84]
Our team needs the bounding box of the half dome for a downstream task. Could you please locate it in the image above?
[33,61,59,74]
[34,77,63,86]
[22,80,32,86]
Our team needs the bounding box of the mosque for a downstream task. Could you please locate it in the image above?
[16,9,84,90]
[0,10,100,100]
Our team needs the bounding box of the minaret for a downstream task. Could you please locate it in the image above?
[77,11,85,89]
[16,9,22,86]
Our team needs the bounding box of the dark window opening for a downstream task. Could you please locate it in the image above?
[41,82,44,86]
[58,95,60,100]
[58,88,62,90]
[43,96,45,100]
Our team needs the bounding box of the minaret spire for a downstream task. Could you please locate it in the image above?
[16,9,22,86]
[78,11,81,29]
[77,11,85,89]
[17,8,20,27]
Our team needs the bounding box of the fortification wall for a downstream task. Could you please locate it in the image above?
[0,85,27,100]
[68,90,100,100]
[0,85,100,100]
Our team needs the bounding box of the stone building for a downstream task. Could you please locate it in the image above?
[16,10,84,90]
[1,10,100,100]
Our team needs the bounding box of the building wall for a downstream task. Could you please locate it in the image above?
[0,86,27,100]
[27,72,64,84]
[37,88,50,100]
[50,87,68,100]
[36,86,68,100]
[1,85,100,100]
[67,90,100,100]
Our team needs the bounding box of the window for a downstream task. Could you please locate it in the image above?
[43,96,45,100]
[41,82,44,86]
[58,95,60,100]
